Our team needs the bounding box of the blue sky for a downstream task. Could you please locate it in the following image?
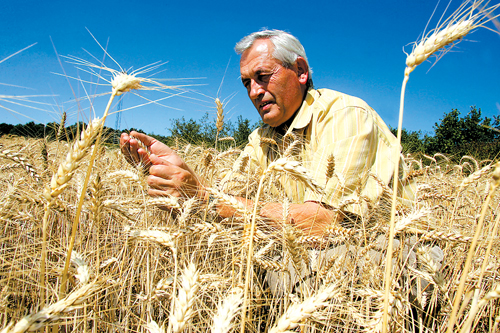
[1,0,499,137]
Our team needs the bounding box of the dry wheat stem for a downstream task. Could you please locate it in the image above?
[447,183,497,333]
[57,68,154,298]
[58,91,117,299]
[381,76,407,332]
[460,197,500,333]
[40,116,104,304]
[240,172,267,332]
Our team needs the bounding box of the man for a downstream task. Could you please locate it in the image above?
[120,30,414,236]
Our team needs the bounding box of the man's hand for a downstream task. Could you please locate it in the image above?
[120,131,202,198]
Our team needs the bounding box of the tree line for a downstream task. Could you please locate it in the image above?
[0,112,261,148]
[1,106,499,161]
[390,106,500,161]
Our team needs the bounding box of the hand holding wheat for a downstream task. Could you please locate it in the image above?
[121,131,203,199]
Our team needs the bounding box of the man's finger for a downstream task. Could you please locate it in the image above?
[129,131,159,148]
[130,131,175,156]
[148,188,180,198]
[148,175,174,188]
[149,154,173,166]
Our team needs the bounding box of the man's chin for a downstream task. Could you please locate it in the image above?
[262,118,282,128]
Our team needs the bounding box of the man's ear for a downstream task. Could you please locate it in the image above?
[296,57,309,85]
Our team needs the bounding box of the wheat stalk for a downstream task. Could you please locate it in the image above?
[383,2,500,331]
[43,118,103,201]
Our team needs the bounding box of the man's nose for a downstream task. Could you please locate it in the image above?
[249,80,265,100]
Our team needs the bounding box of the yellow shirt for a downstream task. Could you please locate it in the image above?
[223,88,415,216]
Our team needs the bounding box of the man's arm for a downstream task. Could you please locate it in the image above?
[121,131,341,235]
[210,192,342,236]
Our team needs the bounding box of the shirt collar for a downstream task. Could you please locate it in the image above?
[286,88,319,134]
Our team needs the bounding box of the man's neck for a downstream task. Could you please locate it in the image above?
[273,88,309,135]
[274,111,297,135]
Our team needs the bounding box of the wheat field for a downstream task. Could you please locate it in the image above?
[1,130,500,332]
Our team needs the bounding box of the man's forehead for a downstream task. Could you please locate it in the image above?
[240,39,274,63]
[240,39,280,74]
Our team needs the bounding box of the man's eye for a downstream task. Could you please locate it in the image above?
[258,74,270,82]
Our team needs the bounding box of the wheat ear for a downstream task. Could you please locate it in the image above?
[56,111,67,142]
[43,118,103,201]
[129,229,177,252]
[146,320,165,333]
[267,158,325,195]
[211,287,243,333]
[0,148,39,182]
[169,263,199,333]
[2,281,99,333]
[269,283,340,333]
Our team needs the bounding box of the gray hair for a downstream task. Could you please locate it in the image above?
[235,29,313,89]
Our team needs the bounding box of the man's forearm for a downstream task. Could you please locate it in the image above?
[210,194,340,236]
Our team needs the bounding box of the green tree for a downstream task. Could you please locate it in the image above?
[167,113,260,148]
[389,127,425,154]
[234,116,260,146]
[425,107,500,160]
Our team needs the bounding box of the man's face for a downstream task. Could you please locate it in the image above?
[240,39,307,127]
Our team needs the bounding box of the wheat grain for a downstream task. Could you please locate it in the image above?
[146,320,165,333]
[147,196,181,210]
[260,137,278,147]
[129,229,176,250]
[421,229,472,243]
[71,251,92,285]
[206,187,248,215]
[283,224,309,271]
[215,98,224,133]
